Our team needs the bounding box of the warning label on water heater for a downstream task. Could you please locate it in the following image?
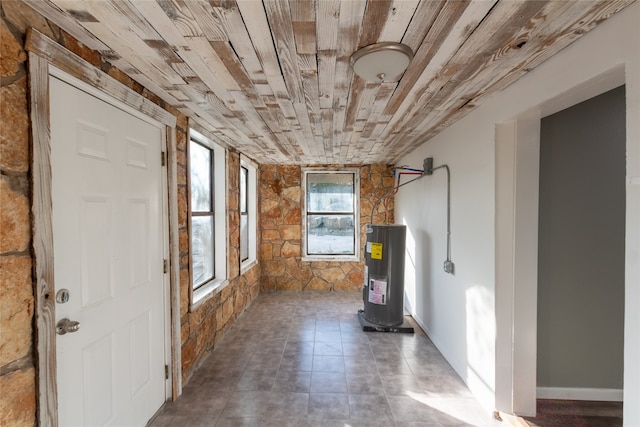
[368,277,388,305]
[370,242,383,260]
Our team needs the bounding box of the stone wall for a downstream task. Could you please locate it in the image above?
[0,9,35,426]
[0,3,258,423]
[260,164,396,292]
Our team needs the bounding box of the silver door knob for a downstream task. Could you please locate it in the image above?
[56,318,80,335]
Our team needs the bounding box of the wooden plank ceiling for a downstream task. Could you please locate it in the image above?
[25,0,633,165]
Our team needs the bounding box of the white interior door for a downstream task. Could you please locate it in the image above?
[50,76,167,426]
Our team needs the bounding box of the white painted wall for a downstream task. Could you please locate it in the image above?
[396,3,640,424]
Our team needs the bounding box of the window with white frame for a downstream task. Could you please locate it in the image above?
[189,129,227,303]
[240,156,257,271]
[302,169,359,260]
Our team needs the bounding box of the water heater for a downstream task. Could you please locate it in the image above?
[361,224,412,332]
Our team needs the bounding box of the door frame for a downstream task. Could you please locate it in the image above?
[26,29,181,426]
[494,65,626,416]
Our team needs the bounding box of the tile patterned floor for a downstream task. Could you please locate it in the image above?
[149,292,502,427]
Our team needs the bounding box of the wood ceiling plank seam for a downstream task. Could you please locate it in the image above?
[210,40,276,116]
[107,0,167,40]
[182,0,228,41]
[184,36,241,90]
[361,82,396,139]
[377,0,420,43]
[355,83,381,125]
[357,0,393,47]
[54,1,188,86]
[266,75,307,138]
[400,0,447,52]
[166,88,192,103]
[78,20,185,87]
[316,0,340,51]
[343,77,368,137]
[317,51,337,110]
[331,95,347,157]
[315,135,329,164]
[289,0,316,22]
[231,91,301,160]
[190,117,234,149]
[170,62,198,79]
[212,3,269,80]
[180,86,267,146]
[235,0,283,77]
[229,91,273,135]
[320,108,334,150]
[292,21,317,54]
[128,0,202,57]
[293,101,315,140]
[300,65,322,133]
[263,0,305,103]
[332,0,367,149]
[181,81,233,115]
[316,0,340,110]
[375,0,496,144]
[22,0,110,51]
[154,0,205,37]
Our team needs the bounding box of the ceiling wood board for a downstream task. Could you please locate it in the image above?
[22,0,635,165]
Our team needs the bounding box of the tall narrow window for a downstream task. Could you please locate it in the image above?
[240,156,257,271]
[240,165,249,262]
[302,169,359,260]
[189,139,214,289]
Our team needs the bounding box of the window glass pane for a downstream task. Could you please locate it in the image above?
[190,141,212,212]
[307,214,355,255]
[307,173,354,213]
[191,216,214,287]
[240,166,248,213]
[240,213,248,261]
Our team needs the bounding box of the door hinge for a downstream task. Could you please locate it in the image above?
[163,259,168,274]
[165,364,169,380]
[161,151,166,167]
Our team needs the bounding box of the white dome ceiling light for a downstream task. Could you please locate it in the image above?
[350,42,414,83]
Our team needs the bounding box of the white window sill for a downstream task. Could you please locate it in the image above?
[301,255,360,262]
[240,259,258,275]
[191,278,229,311]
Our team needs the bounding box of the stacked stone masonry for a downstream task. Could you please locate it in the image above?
[0,10,36,427]
[259,164,396,292]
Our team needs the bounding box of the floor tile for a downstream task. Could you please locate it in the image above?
[307,393,350,419]
[287,349,316,368]
[348,394,394,421]
[310,372,347,393]
[221,391,309,419]
[313,341,343,356]
[346,372,385,395]
[314,330,342,342]
[312,355,345,372]
[272,370,311,392]
[235,370,276,391]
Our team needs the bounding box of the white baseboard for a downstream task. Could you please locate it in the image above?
[537,387,623,401]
